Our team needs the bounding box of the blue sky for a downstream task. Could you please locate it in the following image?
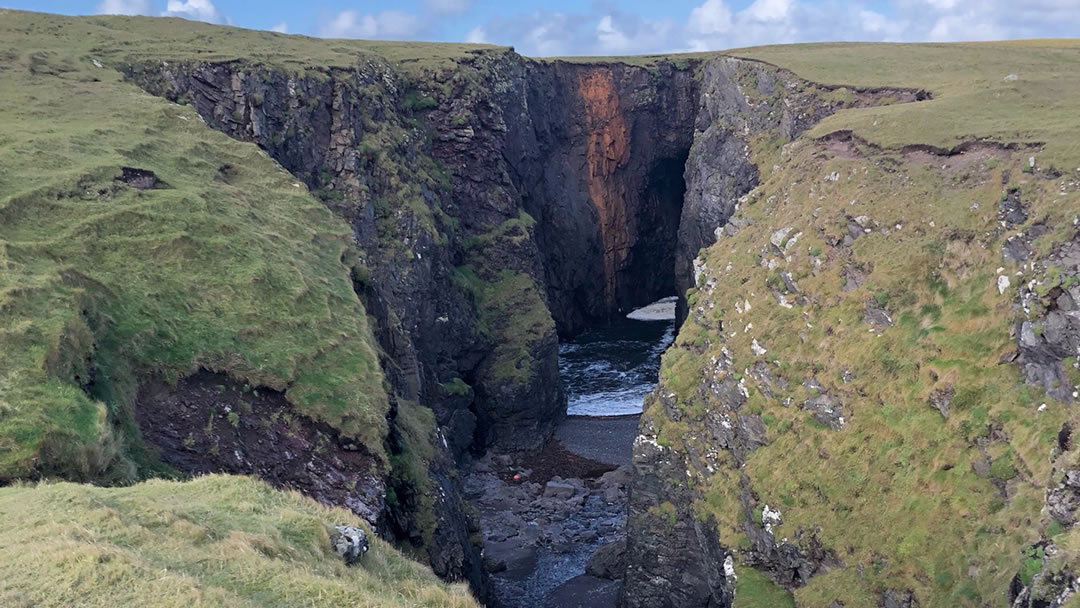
[9,0,1080,56]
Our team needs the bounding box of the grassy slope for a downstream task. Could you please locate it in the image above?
[0,9,502,74]
[0,475,477,608]
[0,10,388,481]
[648,41,1080,607]
[733,40,1080,168]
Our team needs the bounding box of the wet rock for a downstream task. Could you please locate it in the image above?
[484,538,538,578]
[603,486,623,504]
[543,478,579,499]
[484,554,507,573]
[485,510,527,542]
[928,385,954,418]
[586,540,628,579]
[330,525,369,565]
[598,465,633,488]
[547,575,622,608]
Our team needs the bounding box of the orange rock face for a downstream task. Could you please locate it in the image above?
[578,69,631,310]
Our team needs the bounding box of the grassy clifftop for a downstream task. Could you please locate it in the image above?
[0,9,503,73]
[0,10,387,481]
[735,40,1080,167]
[648,39,1080,607]
[0,475,477,608]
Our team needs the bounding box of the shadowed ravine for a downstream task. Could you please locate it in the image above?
[116,42,937,607]
[465,303,675,607]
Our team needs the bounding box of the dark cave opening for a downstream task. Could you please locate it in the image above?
[616,151,689,317]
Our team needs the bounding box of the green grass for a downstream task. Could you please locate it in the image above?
[0,475,478,608]
[453,266,554,386]
[0,9,504,76]
[0,13,389,481]
[734,566,795,608]
[646,41,1080,604]
[731,41,1080,167]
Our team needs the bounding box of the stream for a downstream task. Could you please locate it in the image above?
[465,297,676,608]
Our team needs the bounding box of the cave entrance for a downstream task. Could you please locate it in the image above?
[615,151,689,316]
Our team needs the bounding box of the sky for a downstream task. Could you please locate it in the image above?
[8,0,1080,56]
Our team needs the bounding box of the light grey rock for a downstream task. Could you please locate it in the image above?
[330,525,369,565]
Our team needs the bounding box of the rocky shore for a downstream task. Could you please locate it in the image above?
[465,415,640,607]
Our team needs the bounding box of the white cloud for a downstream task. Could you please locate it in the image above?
[318,10,425,39]
[464,0,1080,57]
[163,0,221,23]
[269,21,288,33]
[858,9,905,40]
[741,0,793,22]
[423,0,472,16]
[689,0,733,35]
[465,26,488,44]
[97,0,153,15]
[595,13,677,55]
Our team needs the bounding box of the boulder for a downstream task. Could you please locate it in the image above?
[598,465,634,488]
[586,541,628,579]
[546,575,622,608]
[483,538,538,579]
[544,479,578,499]
[330,525,369,565]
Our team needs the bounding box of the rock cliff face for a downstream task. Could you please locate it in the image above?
[623,61,927,607]
[510,61,699,336]
[125,50,921,605]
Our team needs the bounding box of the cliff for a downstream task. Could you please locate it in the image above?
[625,42,1080,608]
[4,10,1080,608]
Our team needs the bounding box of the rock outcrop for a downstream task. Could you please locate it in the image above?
[124,49,927,605]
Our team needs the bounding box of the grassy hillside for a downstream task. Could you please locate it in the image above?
[0,9,388,481]
[733,40,1080,167]
[648,40,1080,608]
[0,475,478,608]
[0,9,502,74]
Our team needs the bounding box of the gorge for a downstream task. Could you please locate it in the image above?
[119,49,871,606]
[5,12,1080,608]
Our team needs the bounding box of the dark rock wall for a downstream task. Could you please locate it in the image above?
[124,57,506,602]
[507,61,699,336]
[123,50,925,606]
